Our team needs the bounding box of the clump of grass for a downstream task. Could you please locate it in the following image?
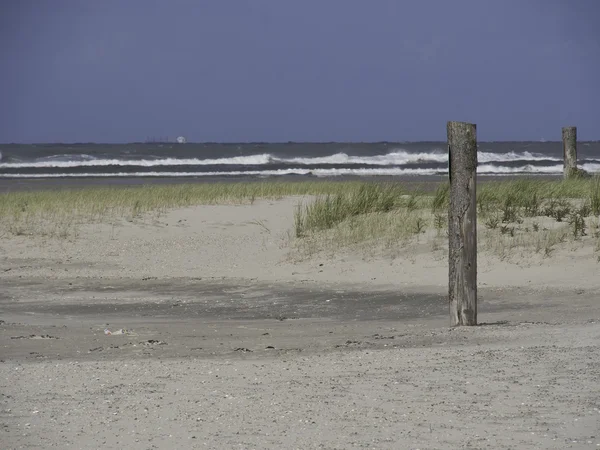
[431,182,449,213]
[484,214,500,230]
[477,189,494,215]
[414,217,427,234]
[434,213,447,233]
[523,191,541,217]
[294,183,403,237]
[591,176,600,216]
[568,212,587,239]
[577,202,592,218]
[481,219,571,261]
[500,195,520,223]
[294,194,345,238]
[477,177,595,210]
[566,167,591,179]
[594,222,600,260]
[294,209,430,258]
[405,194,418,211]
[544,199,572,222]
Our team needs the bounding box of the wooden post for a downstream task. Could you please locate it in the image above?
[562,126,577,179]
[447,121,478,326]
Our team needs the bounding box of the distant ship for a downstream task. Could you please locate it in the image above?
[142,136,186,144]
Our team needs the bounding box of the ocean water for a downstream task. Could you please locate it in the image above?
[1,142,599,179]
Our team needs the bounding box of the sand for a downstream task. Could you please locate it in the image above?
[1,197,599,449]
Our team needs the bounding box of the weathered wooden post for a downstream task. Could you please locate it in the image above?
[562,126,577,179]
[447,121,478,326]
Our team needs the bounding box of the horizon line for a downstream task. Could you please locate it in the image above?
[2,140,599,146]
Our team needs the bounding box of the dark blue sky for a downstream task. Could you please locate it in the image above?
[1,0,599,143]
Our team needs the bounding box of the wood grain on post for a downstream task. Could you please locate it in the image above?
[562,126,577,179]
[447,121,478,326]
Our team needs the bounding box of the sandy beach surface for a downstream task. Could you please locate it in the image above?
[1,197,599,449]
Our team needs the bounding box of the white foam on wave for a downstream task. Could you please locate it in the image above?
[478,151,562,163]
[3,163,599,178]
[0,168,436,178]
[283,150,564,165]
[478,163,600,174]
[0,150,579,169]
[0,154,273,169]
[38,153,98,162]
[477,164,560,174]
[278,151,448,165]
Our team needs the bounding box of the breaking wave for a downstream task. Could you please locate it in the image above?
[3,163,600,178]
[0,150,576,169]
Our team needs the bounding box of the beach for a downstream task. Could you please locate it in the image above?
[4,0,599,446]
[1,180,600,449]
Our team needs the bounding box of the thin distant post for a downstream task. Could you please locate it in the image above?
[447,121,478,326]
[562,126,578,179]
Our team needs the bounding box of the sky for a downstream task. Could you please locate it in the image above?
[1,0,599,143]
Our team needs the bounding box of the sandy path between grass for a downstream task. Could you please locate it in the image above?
[1,198,600,449]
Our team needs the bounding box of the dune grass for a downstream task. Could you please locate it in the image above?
[2,178,600,262]
[0,180,401,238]
[428,177,600,215]
[293,183,406,238]
[292,176,600,260]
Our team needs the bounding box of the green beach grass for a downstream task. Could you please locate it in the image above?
[1,178,599,261]
[292,176,600,259]
[0,180,371,237]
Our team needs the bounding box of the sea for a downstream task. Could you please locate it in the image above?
[1,141,599,181]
